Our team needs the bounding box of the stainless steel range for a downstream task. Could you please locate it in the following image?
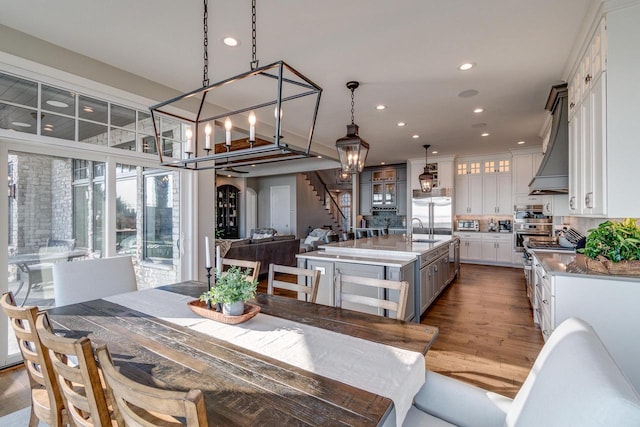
[513,204,552,252]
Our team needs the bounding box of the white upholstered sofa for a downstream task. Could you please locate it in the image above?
[404,318,640,426]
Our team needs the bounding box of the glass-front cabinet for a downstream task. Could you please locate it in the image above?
[372,181,397,208]
[216,185,239,238]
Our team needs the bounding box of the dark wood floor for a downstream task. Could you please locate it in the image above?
[0,263,543,416]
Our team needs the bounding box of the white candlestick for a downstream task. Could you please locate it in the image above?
[205,236,211,268]
[215,245,222,274]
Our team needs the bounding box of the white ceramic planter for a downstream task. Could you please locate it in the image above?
[222,301,244,316]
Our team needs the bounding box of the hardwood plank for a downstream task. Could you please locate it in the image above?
[422,264,544,398]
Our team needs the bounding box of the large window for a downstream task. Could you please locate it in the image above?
[143,171,177,263]
[116,164,139,255]
[0,71,185,157]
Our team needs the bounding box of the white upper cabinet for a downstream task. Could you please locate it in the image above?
[512,152,542,196]
[482,159,512,215]
[455,161,483,215]
[567,6,639,218]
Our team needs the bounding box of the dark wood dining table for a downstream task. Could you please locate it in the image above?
[46,281,439,426]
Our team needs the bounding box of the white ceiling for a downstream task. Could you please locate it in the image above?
[0,0,596,167]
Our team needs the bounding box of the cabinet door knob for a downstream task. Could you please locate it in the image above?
[543,329,549,336]
[585,74,592,84]
[570,101,575,109]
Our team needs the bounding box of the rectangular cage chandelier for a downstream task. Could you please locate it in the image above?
[150,60,322,171]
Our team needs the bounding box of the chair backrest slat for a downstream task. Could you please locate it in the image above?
[96,345,208,427]
[36,311,112,427]
[1,292,65,426]
[221,258,260,283]
[334,271,409,320]
[267,264,321,303]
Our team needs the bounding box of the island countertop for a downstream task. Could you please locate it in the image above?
[315,234,454,259]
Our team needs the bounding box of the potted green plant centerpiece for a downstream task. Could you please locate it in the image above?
[579,218,640,275]
[200,266,258,316]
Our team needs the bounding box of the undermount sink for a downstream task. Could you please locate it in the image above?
[412,238,439,243]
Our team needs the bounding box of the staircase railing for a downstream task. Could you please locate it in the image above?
[307,172,347,222]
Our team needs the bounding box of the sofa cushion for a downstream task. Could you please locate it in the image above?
[304,235,321,245]
[507,318,640,427]
[250,237,274,244]
[272,235,295,242]
[250,228,278,239]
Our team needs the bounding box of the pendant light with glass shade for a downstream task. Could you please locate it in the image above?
[335,81,369,174]
[419,144,434,192]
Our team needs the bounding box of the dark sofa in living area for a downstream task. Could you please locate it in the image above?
[223,234,300,278]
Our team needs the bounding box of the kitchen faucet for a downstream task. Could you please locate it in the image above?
[411,218,424,229]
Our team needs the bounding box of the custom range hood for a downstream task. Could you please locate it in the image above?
[529,83,569,195]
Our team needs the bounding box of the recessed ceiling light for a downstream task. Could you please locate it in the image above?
[473,108,484,113]
[458,89,479,98]
[223,37,239,47]
[397,122,406,127]
[380,162,385,165]
[376,105,386,110]
[317,155,322,158]
[481,132,490,137]
[227,174,232,178]
[46,100,69,108]
[432,151,438,154]
[11,122,31,128]
[412,135,420,139]
[83,106,94,113]
[458,62,475,71]
[251,164,256,167]
[517,141,526,145]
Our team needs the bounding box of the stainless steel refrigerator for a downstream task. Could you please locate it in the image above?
[411,188,453,235]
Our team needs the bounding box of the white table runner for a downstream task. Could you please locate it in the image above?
[105,289,425,426]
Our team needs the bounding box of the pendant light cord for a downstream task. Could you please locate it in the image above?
[250,0,259,70]
[202,0,209,87]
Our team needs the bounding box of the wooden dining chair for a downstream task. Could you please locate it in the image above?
[0,292,66,427]
[53,256,137,306]
[267,264,321,303]
[220,258,260,283]
[334,271,409,320]
[96,345,208,427]
[35,312,113,427]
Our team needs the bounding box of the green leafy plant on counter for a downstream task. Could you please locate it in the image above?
[199,266,258,305]
[578,218,640,262]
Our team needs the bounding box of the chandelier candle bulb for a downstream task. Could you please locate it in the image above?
[185,127,193,154]
[248,111,256,142]
[205,236,211,268]
[224,118,232,147]
[204,123,212,150]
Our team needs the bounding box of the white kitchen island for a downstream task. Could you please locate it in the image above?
[296,234,460,322]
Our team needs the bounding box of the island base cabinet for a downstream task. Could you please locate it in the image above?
[335,262,385,317]
[300,259,335,307]
[386,264,416,322]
